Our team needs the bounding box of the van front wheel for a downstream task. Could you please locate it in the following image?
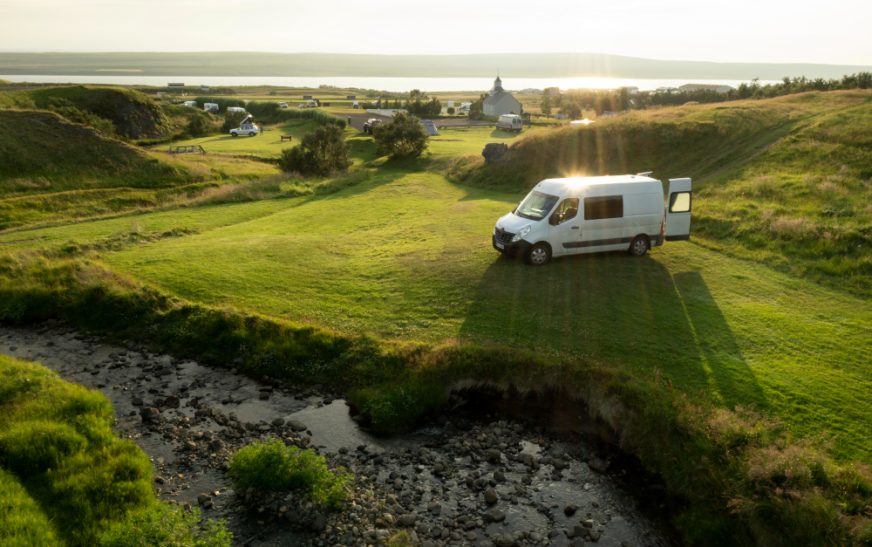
[629,235,649,257]
[526,243,551,266]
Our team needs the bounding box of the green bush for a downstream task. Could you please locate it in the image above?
[100,503,232,547]
[278,124,349,176]
[229,438,349,510]
[220,111,247,133]
[372,113,428,159]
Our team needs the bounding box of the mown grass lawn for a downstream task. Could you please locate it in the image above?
[71,169,871,463]
[168,119,317,159]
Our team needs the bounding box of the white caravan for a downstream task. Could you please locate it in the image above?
[203,103,219,112]
[226,106,247,114]
[496,114,523,132]
[492,174,692,265]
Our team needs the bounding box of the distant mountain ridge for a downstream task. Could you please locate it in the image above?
[0,52,868,80]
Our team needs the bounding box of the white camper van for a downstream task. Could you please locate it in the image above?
[226,106,247,114]
[203,103,219,113]
[492,174,692,265]
[496,114,523,132]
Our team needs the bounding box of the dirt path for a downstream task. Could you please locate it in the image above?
[0,324,672,547]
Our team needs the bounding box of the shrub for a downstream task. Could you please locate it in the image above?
[229,438,349,510]
[221,112,247,133]
[185,114,210,138]
[278,124,349,177]
[372,113,428,159]
[100,503,232,547]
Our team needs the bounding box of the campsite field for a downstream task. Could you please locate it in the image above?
[1,85,871,545]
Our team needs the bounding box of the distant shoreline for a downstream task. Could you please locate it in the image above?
[0,52,868,80]
[0,74,783,93]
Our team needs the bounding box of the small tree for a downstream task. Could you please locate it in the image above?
[561,102,582,120]
[221,111,246,132]
[373,113,428,159]
[279,124,349,176]
[540,94,552,117]
[185,114,210,137]
[468,93,488,120]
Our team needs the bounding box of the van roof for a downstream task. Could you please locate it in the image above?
[535,175,660,195]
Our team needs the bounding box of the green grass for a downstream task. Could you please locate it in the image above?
[168,120,318,159]
[0,355,231,547]
[0,467,60,546]
[0,354,154,544]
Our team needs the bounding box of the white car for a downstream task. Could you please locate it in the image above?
[229,115,260,137]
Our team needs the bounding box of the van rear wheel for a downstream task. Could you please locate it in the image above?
[629,235,649,257]
[526,243,551,266]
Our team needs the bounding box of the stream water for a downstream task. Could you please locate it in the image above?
[0,324,673,547]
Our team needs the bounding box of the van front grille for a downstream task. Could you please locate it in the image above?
[494,228,515,245]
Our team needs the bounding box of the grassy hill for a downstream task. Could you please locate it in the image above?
[452,90,872,297]
[0,85,172,140]
[0,110,193,228]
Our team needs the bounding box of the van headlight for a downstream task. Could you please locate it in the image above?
[512,225,532,242]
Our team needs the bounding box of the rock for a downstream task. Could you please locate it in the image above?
[564,504,578,516]
[484,487,499,505]
[582,519,594,528]
[588,457,609,473]
[161,395,180,409]
[396,513,417,528]
[570,539,586,547]
[485,449,502,464]
[427,502,442,515]
[287,419,308,432]
[493,471,506,482]
[208,438,225,452]
[568,525,586,539]
[311,513,327,532]
[131,396,143,407]
[271,417,284,427]
[485,508,505,522]
[588,529,601,542]
[197,493,212,508]
[140,407,160,423]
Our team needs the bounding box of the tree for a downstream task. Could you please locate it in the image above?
[561,102,582,120]
[540,94,552,117]
[373,113,428,159]
[221,111,246,132]
[278,124,349,176]
[185,114,210,137]
[468,93,488,120]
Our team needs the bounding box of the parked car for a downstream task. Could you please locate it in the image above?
[277,102,289,109]
[229,115,260,137]
[493,174,692,265]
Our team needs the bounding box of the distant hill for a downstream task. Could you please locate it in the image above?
[1,85,171,140]
[0,52,869,80]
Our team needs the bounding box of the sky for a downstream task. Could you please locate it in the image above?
[2,0,871,65]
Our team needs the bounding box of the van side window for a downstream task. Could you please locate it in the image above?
[669,192,692,213]
[584,196,623,220]
[554,198,579,224]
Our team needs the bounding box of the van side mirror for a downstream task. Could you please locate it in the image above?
[549,212,561,226]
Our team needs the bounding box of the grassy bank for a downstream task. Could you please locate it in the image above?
[0,354,230,546]
[451,91,872,297]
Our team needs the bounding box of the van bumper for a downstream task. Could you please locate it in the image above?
[492,235,530,258]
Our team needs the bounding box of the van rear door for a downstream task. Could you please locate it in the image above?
[665,178,692,241]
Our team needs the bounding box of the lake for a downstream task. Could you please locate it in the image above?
[0,74,780,92]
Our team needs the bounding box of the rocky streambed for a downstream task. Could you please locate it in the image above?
[0,324,673,547]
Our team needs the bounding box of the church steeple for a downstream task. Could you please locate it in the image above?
[493,75,503,93]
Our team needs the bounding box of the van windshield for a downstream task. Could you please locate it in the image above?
[515,190,559,220]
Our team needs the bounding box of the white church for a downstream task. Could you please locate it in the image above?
[483,76,522,117]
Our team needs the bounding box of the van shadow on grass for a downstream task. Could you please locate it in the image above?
[458,252,768,411]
